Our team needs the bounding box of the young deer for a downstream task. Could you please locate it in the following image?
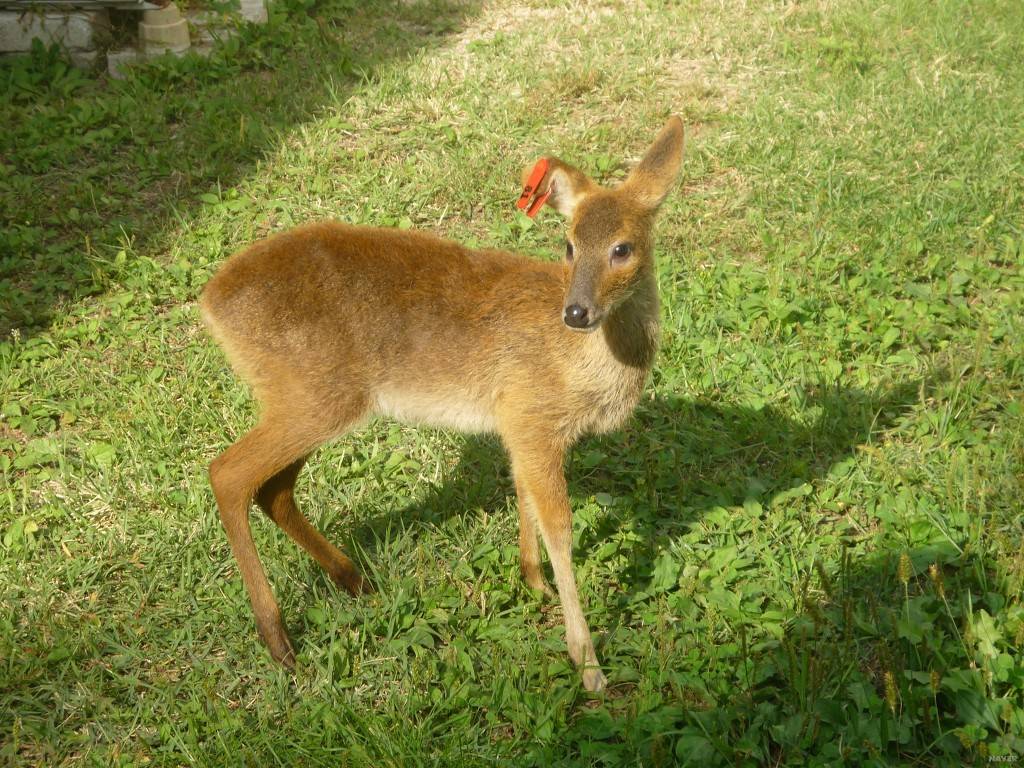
[201,117,684,692]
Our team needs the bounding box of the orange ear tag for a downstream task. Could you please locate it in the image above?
[516,158,551,218]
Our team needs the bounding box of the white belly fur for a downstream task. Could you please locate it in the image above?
[373,388,497,433]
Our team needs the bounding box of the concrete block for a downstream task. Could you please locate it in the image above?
[187,10,236,45]
[106,46,140,79]
[139,2,189,54]
[68,48,100,68]
[238,0,267,24]
[186,0,265,46]
[0,10,109,54]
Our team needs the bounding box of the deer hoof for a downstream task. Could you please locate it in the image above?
[582,667,607,693]
[261,624,296,669]
[334,570,374,596]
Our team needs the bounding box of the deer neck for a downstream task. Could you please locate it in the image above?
[599,270,660,372]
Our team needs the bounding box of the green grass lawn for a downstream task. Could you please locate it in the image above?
[2,0,1023,764]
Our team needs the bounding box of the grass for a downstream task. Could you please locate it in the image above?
[2,0,1023,764]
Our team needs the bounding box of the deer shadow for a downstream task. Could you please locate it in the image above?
[342,378,927,592]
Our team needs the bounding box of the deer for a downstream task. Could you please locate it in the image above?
[200,116,684,692]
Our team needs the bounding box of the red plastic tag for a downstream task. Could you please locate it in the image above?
[516,158,551,218]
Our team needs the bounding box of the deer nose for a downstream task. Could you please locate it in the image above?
[564,304,590,328]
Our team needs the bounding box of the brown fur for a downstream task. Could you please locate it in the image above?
[201,117,685,692]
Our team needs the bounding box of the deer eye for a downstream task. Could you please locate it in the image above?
[566,241,575,262]
[611,243,633,263]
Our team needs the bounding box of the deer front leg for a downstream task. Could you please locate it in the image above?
[508,444,606,692]
[515,478,555,598]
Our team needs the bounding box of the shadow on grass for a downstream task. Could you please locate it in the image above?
[338,374,1016,762]
[351,378,926,582]
[541,539,1013,766]
[0,0,479,336]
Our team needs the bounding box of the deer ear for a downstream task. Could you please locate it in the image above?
[522,158,596,218]
[622,116,685,210]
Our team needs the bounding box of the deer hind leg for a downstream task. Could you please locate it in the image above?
[209,399,365,668]
[508,442,606,692]
[515,478,554,598]
[210,420,310,667]
[255,458,371,596]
